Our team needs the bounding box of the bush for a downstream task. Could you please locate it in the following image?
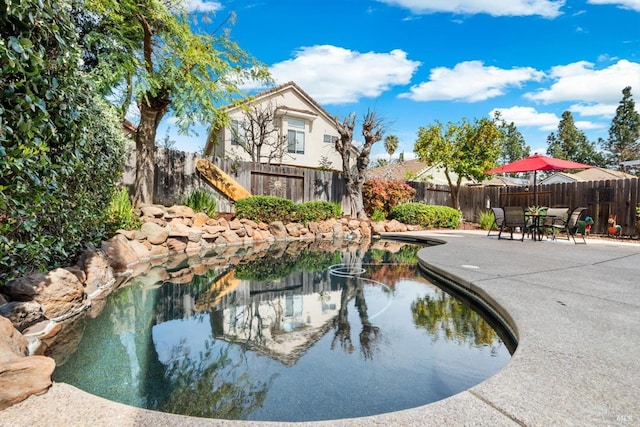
[1,0,126,281]
[363,179,416,217]
[235,196,296,223]
[181,188,217,215]
[294,201,342,224]
[106,187,139,232]
[389,203,461,229]
[371,209,386,222]
[479,210,496,230]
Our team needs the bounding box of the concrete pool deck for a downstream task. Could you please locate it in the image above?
[3,230,639,426]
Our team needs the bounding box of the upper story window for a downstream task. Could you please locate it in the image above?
[230,120,245,146]
[324,134,338,144]
[287,118,305,154]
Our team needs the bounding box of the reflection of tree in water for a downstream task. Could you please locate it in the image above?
[331,250,381,360]
[411,289,499,350]
[158,337,270,419]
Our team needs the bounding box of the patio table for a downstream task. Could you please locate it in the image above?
[525,213,555,241]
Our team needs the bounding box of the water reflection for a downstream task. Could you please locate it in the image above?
[51,239,511,422]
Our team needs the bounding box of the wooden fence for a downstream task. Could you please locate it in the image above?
[122,146,640,236]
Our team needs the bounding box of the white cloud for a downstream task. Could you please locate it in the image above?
[376,0,565,17]
[268,45,421,104]
[183,0,223,12]
[587,0,640,12]
[491,106,560,131]
[569,102,618,118]
[524,60,640,104]
[400,61,544,102]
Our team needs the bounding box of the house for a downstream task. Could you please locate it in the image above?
[539,167,636,185]
[367,159,475,185]
[204,81,343,169]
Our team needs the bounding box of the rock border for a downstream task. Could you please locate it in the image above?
[0,205,418,409]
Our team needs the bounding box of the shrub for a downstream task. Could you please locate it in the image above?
[362,179,416,217]
[371,209,386,222]
[389,203,461,229]
[479,210,496,230]
[181,188,217,215]
[294,201,342,223]
[1,0,126,280]
[106,187,139,232]
[235,196,296,223]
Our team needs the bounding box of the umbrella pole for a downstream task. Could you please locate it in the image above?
[533,170,537,206]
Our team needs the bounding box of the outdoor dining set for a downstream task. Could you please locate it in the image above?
[488,206,589,244]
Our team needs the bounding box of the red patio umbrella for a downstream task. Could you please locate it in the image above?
[485,154,594,206]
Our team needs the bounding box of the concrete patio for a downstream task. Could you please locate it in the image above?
[2,230,639,426]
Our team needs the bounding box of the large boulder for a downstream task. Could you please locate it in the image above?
[2,269,86,320]
[101,234,140,273]
[140,222,169,245]
[269,221,287,240]
[0,355,55,410]
[0,316,28,362]
[0,301,46,332]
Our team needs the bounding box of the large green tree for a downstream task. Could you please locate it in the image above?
[1,0,126,280]
[604,86,640,173]
[546,111,605,166]
[496,116,530,168]
[414,118,503,210]
[81,0,270,205]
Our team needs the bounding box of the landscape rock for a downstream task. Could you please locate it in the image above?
[0,302,46,332]
[0,355,55,410]
[140,222,169,245]
[102,234,140,273]
[269,221,287,239]
[140,205,165,218]
[0,316,28,362]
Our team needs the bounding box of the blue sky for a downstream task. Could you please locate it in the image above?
[162,0,640,161]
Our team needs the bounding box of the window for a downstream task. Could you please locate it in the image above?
[287,118,305,154]
[324,134,338,144]
[230,120,245,146]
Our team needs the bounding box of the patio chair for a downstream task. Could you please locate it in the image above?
[552,207,587,244]
[487,207,504,237]
[498,206,526,241]
[543,207,570,240]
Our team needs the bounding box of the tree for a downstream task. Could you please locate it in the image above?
[333,111,384,219]
[546,111,605,166]
[231,101,290,164]
[414,118,503,210]
[496,115,530,168]
[373,158,389,168]
[80,0,270,205]
[604,86,640,172]
[384,135,399,162]
[1,0,126,279]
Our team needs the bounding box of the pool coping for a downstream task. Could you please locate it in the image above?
[3,230,639,426]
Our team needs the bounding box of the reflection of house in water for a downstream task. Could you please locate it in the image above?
[153,266,345,367]
[211,269,343,366]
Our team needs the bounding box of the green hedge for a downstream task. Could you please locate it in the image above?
[235,196,342,224]
[1,0,126,281]
[389,203,461,229]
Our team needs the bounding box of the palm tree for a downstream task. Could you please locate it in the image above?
[384,135,399,162]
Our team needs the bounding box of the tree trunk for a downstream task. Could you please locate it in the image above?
[133,94,169,206]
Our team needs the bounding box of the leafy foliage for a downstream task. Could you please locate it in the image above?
[1,0,126,281]
[235,247,341,281]
[235,196,296,223]
[180,188,217,215]
[294,201,342,224]
[479,210,497,230]
[389,203,461,229]
[605,86,640,174]
[106,187,139,232]
[546,111,605,166]
[235,196,342,224]
[362,179,416,217]
[414,118,503,209]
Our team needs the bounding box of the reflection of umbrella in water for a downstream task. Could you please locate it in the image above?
[485,154,594,206]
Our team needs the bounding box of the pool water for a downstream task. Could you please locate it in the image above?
[51,240,512,422]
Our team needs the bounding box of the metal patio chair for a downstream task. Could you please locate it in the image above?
[487,207,505,238]
[498,206,526,241]
[552,207,587,244]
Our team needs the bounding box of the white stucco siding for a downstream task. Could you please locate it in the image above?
[211,84,342,169]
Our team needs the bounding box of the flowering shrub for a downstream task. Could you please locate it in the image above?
[362,179,416,217]
[390,203,461,229]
